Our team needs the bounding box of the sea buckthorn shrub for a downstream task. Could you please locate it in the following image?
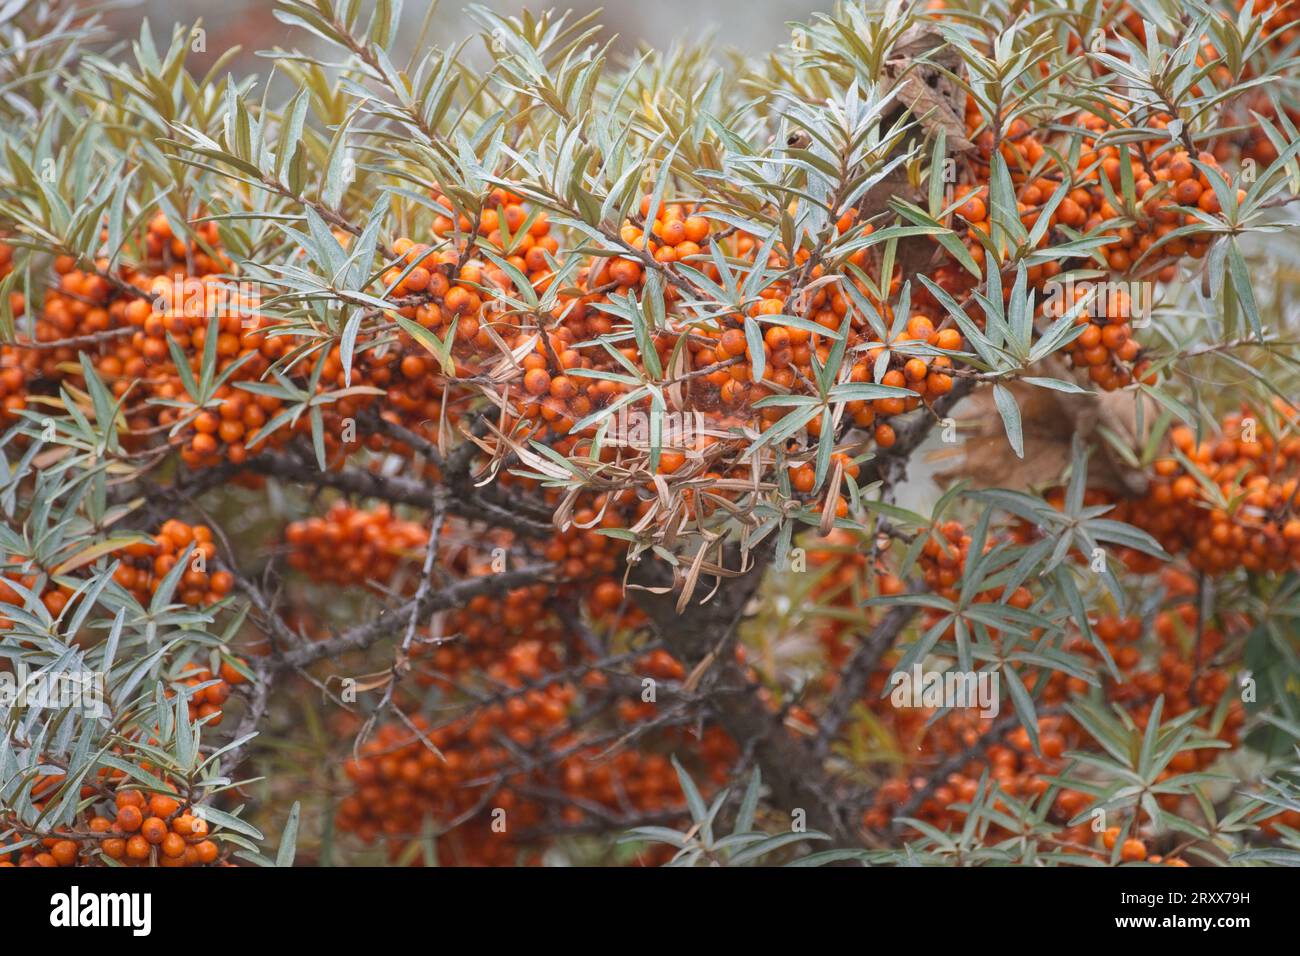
[2,0,1300,868]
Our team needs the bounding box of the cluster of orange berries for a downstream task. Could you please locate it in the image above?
[481,188,969,467]
[284,502,429,587]
[413,575,573,682]
[0,519,231,632]
[21,214,393,472]
[28,220,293,468]
[332,609,743,866]
[568,652,738,814]
[111,519,233,607]
[806,499,1251,862]
[859,612,1238,867]
[1099,825,1187,865]
[281,503,579,679]
[0,557,62,623]
[917,520,1034,630]
[1051,283,1149,391]
[949,91,1247,390]
[431,188,558,267]
[0,240,29,425]
[10,184,572,482]
[166,659,248,728]
[275,488,744,863]
[540,491,632,582]
[613,649,687,724]
[864,710,1066,829]
[0,354,28,424]
[335,642,568,864]
[1,789,223,868]
[1052,137,1236,391]
[1063,116,1231,270]
[374,189,557,424]
[1084,605,1241,746]
[617,200,712,270]
[0,311,36,438]
[1112,410,1300,574]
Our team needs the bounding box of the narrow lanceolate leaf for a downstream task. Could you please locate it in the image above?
[51,537,149,576]
[1226,238,1262,340]
[992,384,1023,458]
[277,802,302,867]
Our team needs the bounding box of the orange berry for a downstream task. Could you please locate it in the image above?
[149,794,180,818]
[141,817,168,844]
[219,660,248,685]
[116,805,143,832]
[683,216,710,243]
[791,465,816,494]
[934,328,962,351]
[51,840,78,866]
[115,790,146,809]
[1120,838,1147,862]
[161,832,187,858]
[523,368,551,395]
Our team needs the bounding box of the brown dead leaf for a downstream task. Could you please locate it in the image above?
[883,25,976,153]
[860,25,974,284]
[931,360,1156,496]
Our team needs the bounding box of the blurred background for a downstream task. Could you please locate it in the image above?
[96,0,824,66]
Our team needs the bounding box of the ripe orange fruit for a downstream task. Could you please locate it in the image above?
[149,794,180,818]
[51,840,78,866]
[523,368,551,395]
[161,832,187,858]
[683,216,710,243]
[116,805,143,832]
[1120,838,1147,862]
[141,816,167,844]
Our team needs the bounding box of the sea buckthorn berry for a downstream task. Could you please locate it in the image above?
[141,817,168,844]
[1120,838,1147,862]
[161,832,187,858]
[523,368,551,395]
[51,840,78,866]
[116,805,143,832]
[149,794,180,818]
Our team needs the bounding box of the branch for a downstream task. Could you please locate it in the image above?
[274,563,552,669]
[814,602,920,757]
[242,449,554,536]
[628,543,862,845]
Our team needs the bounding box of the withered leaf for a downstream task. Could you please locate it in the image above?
[931,361,1156,496]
